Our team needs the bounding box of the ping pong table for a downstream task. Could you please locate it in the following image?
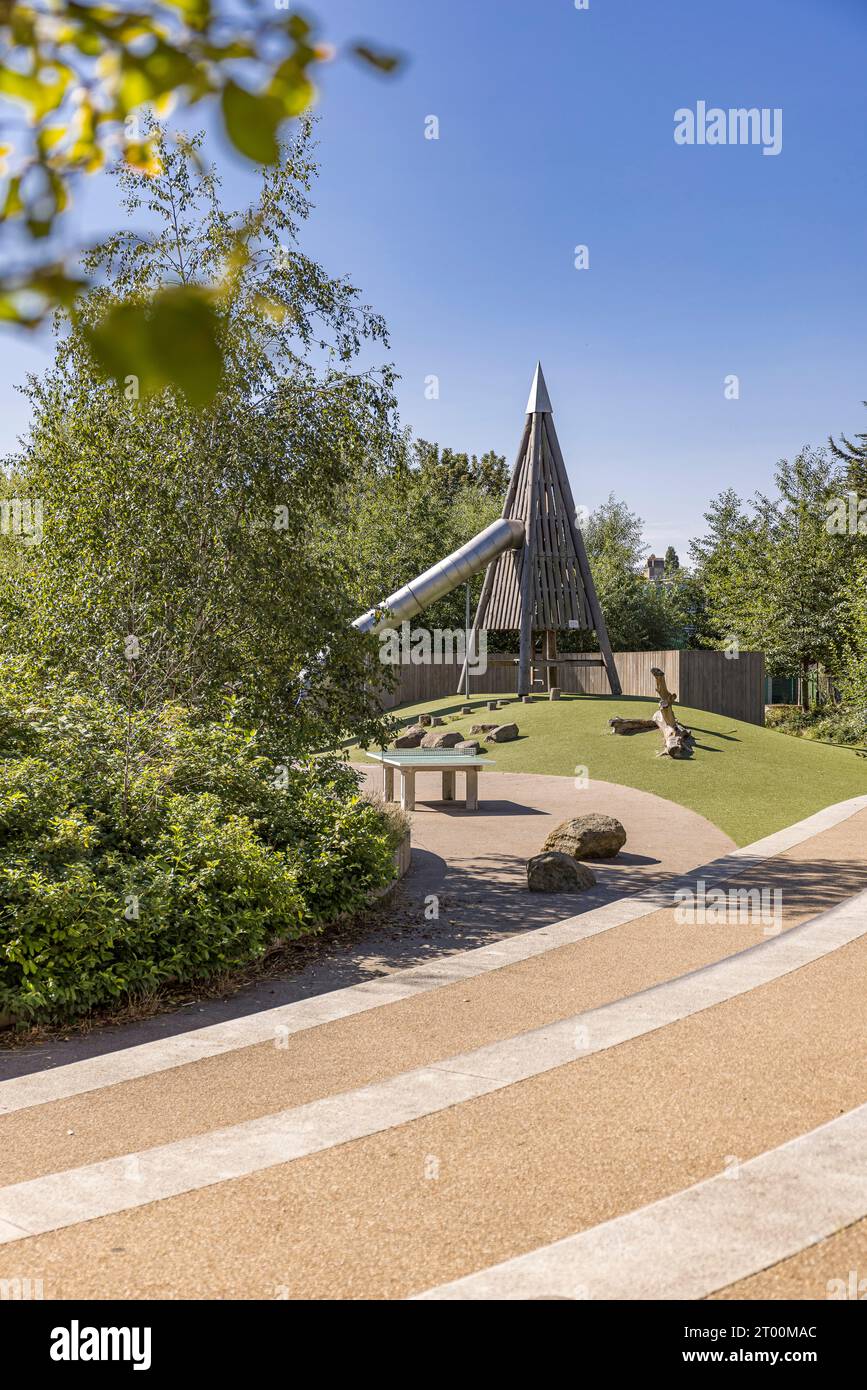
[366,748,495,811]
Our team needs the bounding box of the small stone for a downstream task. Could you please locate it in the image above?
[461,705,473,714]
[421,730,463,749]
[488,722,518,743]
[549,687,561,701]
[417,714,432,726]
[527,852,596,893]
[522,695,533,704]
[487,700,499,711]
[543,814,627,860]
[431,716,444,726]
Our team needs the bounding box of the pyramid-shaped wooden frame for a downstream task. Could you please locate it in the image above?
[462,364,621,697]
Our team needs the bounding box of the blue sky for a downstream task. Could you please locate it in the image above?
[2,0,866,559]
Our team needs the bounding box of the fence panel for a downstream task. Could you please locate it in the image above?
[376,648,765,725]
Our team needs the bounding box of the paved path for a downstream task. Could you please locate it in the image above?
[0,771,734,1084]
[0,789,865,1299]
[358,767,738,935]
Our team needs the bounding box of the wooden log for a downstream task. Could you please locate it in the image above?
[545,628,558,692]
[650,665,694,758]
[516,416,540,696]
[456,416,531,694]
[608,716,656,735]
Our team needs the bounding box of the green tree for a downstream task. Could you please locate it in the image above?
[697,453,850,709]
[689,488,753,648]
[1,124,398,755]
[829,401,867,494]
[339,430,503,634]
[839,551,867,721]
[412,440,508,502]
[578,495,686,650]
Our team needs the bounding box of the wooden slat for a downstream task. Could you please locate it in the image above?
[377,648,765,723]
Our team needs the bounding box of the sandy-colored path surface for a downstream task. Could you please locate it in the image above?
[0,789,865,1300]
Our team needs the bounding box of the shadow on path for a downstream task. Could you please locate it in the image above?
[4,847,861,1084]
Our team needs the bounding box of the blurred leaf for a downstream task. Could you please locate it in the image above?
[2,175,23,218]
[148,288,223,405]
[268,58,315,118]
[221,81,284,164]
[124,139,162,176]
[84,288,223,406]
[162,0,212,30]
[85,300,154,387]
[286,14,313,42]
[351,43,402,74]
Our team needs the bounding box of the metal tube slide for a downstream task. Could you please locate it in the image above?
[353,517,524,635]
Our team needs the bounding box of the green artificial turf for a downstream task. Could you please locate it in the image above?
[354,693,867,847]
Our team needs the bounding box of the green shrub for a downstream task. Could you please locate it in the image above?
[0,662,397,1023]
[764,701,867,747]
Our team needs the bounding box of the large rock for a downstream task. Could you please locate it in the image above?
[404,724,428,737]
[455,740,481,755]
[421,730,463,749]
[543,813,626,860]
[489,722,519,743]
[470,723,498,734]
[392,733,423,749]
[527,852,596,893]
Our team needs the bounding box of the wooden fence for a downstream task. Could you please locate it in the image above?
[377,648,766,726]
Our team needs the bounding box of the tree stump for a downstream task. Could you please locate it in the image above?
[650,666,694,758]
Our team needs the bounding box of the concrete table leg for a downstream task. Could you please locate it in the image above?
[383,764,395,802]
[400,769,416,813]
[465,768,479,811]
[442,770,455,802]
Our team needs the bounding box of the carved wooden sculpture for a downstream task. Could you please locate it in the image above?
[608,666,694,758]
[649,666,694,758]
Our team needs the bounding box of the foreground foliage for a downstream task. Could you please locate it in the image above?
[0,1,398,398]
[0,666,399,1023]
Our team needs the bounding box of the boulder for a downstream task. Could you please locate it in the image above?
[489,723,519,743]
[543,813,627,860]
[404,724,427,737]
[421,730,463,749]
[455,740,481,755]
[527,852,596,893]
[470,723,498,734]
[392,733,423,749]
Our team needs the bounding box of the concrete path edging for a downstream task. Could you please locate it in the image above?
[413,1100,867,1300]
[1,885,865,1247]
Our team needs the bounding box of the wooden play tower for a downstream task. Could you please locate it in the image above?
[462,363,621,698]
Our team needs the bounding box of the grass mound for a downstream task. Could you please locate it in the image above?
[358,693,867,846]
